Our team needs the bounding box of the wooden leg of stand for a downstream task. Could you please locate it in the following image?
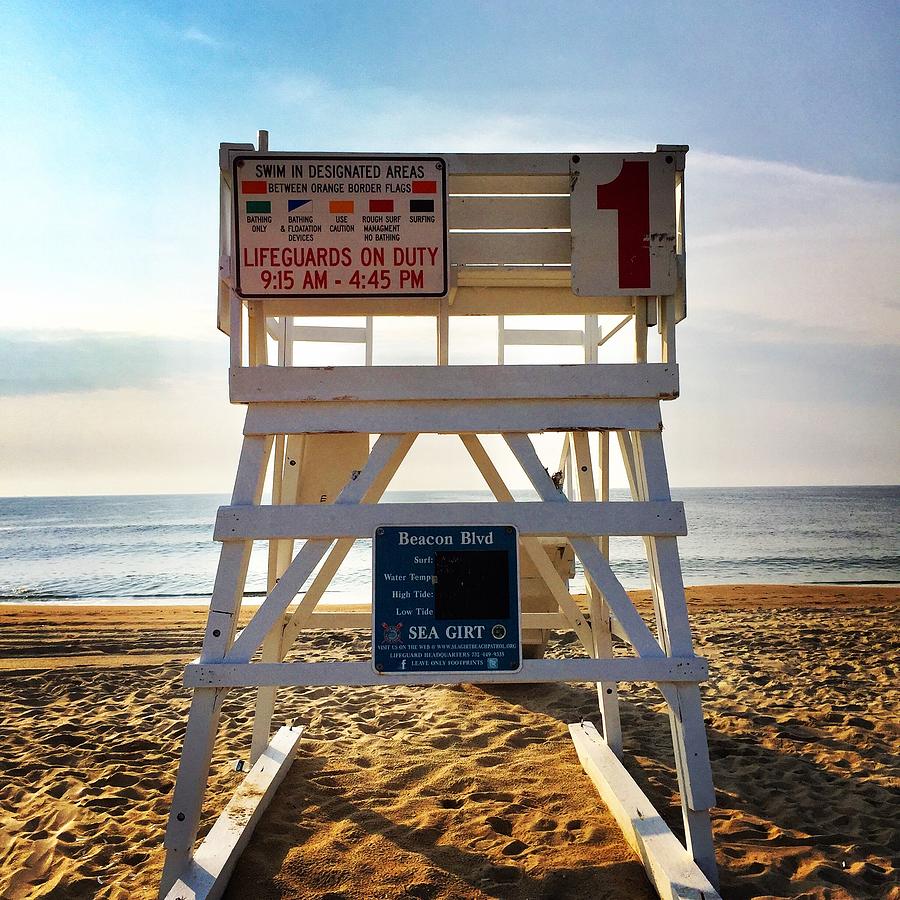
[250,614,286,765]
[572,431,622,756]
[159,435,271,897]
[638,429,718,887]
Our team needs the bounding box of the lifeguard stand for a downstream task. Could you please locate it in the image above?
[160,134,720,900]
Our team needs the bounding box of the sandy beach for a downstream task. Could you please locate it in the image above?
[0,585,897,899]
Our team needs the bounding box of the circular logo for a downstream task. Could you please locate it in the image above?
[491,624,507,640]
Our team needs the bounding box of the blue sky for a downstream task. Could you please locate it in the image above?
[1,1,898,494]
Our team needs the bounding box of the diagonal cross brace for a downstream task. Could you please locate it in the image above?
[226,433,412,662]
[502,432,665,660]
[459,434,594,651]
[279,433,416,647]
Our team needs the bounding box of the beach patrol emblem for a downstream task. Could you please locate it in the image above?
[382,622,404,644]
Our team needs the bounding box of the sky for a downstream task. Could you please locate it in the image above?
[0,0,898,495]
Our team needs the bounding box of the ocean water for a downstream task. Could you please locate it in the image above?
[0,487,896,604]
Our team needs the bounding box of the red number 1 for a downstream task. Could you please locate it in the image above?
[596,160,650,289]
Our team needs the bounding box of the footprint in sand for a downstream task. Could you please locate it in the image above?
[502,839,528,856]
[486,816,512,836]
[474,754,503,768]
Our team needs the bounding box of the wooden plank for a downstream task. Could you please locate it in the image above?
[443,153,574,176]
[243,399,663,435]
[364,316,374,366]
[569,722,721,900]
[635,298,648,362]
[227,538,332,662]
[456,268,572,287]
[185,657,708,688]
[500,328,585,346]
[437,295,450,365]
[638,430,718,856]
[281,538,356,638]
[661,295,677,364]
[160,689,227,896]
[162,426,275,894]
[443,152,660,178]
[448,174,570,194]
[294,433,370,505]
[230,434,273,507]
[449,196,570,229]
[163,725,304,900]
[214,501,687,541]
[450,232,571,265]
[255,291,636,318]
[572,431,623,757]
[228,292,241,365]
[230,363,679,403]
[300,611,571,630]
[247,301,267,367]
[250,616,284,765]
[291,325,368,343]
[273,434,304,578]
[451,286,634,316]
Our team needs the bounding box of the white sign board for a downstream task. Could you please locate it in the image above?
[570,152,677,296]
[233,155,448,298]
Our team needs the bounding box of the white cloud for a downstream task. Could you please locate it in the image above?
[0,378,244,496]
[180,27,221,47]
[682,153,900,345]
[0,331,223,396]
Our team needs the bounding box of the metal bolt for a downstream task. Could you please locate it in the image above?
[665,155,673,164]
[572,154,581,163]
[176,812,185,821]
[213,629,221,637]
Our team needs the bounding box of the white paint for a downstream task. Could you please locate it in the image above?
[213,500,687,540]
[570,721,721,899]
[163,725,304,900]
[185,657,708,688]
[229,362,679,403]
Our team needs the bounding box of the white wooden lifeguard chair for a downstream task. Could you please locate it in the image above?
[159,133,720,900]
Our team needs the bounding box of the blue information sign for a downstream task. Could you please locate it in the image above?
[372,525,521,674]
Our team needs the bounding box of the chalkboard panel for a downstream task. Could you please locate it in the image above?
[434,550,510,620]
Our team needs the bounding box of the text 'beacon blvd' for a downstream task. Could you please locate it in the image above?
[396,530,495,546]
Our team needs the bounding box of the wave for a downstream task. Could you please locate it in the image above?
[0,589,268,601]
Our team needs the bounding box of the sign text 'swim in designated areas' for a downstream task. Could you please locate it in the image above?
[233,155,448,298]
